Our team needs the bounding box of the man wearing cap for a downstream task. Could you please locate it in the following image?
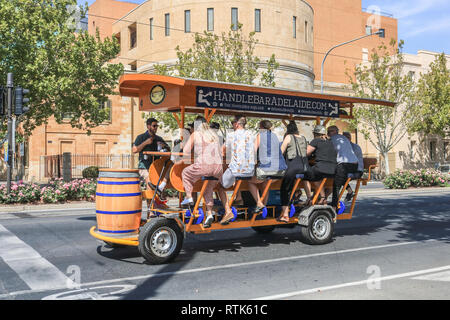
[305,125,337,205]
[133,118,171,196]
[327,125,358,210]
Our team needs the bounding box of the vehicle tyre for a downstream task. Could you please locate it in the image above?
[300,210,334,245]
[251,225,276,234]
[138,218,184,264]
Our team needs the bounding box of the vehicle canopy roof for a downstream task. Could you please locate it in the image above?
[119,74,395,122]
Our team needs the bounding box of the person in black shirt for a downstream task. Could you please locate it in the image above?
[305,125,337,205]
[133,118,170,196]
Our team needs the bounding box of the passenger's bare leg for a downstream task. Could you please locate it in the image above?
[217,186,234,224]
[302,181,313,200]
[248,178,264,208]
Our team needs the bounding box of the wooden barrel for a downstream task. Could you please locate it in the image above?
[96,169,142,238]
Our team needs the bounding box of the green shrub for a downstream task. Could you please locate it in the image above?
[0,178,97,204]
[82,166,99,179]
[383,169,448,189]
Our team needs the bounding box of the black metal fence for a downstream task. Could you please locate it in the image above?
[41,154,138,179]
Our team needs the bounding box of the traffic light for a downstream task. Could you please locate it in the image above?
[0,87,4,116]
[14,87,30,115]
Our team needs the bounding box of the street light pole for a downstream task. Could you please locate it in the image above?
[320,30,383,93]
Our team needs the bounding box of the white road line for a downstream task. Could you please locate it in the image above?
[0,224,75,291]
[0,238,439,298]
[253,265,450,300]
[413,270,450,282]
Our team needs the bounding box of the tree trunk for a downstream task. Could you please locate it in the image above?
[383,152,390,176]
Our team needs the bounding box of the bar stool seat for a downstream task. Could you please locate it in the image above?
[235,176,252,181]
[201,176,219,181]
[347,173,357,179]
[295,174,305,179]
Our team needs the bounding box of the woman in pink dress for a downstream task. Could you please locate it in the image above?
[178,116,223,228]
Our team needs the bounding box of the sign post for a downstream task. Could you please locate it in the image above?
[6,73,13,194]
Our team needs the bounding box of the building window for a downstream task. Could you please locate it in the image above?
[129,23,137,49]
[430,141,437,161]
[231,8,238,30]
[365,25,372,35]
[129,61,137,71]
[379,28,385,38]
[293,16,297,38]
[304,21,308,43]
[207,8,214,31]
[362,48,369,62]
[165,13,170,36]
[255,9,261,32]
[185,10,191,33]
[408,71,415,80]
[444,142,450,161]
[149,18,153,40]
[410,140,416,160]
[99,99,112,123]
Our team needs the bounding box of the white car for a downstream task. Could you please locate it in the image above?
[437,164,450,179]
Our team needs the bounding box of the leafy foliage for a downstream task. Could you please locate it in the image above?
[408,53,450,137]
[347,40,416,175]
[0,178,96,204]
[383,169,448,189]
[0,0,123,135]
[150,24,280,136]
[82,166,99,179]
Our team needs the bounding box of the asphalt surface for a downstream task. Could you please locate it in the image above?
[0,187,449,301]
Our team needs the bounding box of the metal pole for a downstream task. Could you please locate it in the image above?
[6,73,13,194]
[320,31,382,94]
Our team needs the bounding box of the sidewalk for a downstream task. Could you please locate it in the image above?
[1,185,448,214]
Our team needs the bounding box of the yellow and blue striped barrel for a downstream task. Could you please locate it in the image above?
[96,169,142,238]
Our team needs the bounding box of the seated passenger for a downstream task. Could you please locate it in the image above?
[177,116,223,228]
[342,131,364,201]
[327,125,358,211]
[277,121,312,223]
[249,120,287,213]
[217,115,255,225]
[305,125,337,205]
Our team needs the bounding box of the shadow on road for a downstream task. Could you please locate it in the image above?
[103,192,450,299]
[334,193,450,244]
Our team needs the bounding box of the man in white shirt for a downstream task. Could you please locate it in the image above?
[217,115,255,224]
[327,126,359,210]
[343,131,364,201]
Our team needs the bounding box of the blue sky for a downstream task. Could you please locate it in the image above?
[78,0,449,55]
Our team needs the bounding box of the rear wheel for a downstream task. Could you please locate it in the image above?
[300,210,334,245]
[138,218,184,264]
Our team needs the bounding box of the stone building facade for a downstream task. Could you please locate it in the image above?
[22,0,401,181]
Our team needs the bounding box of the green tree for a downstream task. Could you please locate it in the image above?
[408,53,450,137]
[0,0,123,136]
[347,40,416,175]
[150,24,280,136]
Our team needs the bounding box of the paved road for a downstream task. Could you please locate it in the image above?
[0,188,449,301]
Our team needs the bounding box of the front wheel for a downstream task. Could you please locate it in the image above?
[300,210,334,245]
[138,218,184,264]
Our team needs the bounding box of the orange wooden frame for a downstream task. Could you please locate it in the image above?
[105,74,395,236]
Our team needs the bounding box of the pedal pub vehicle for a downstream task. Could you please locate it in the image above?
[90,74,395,264]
